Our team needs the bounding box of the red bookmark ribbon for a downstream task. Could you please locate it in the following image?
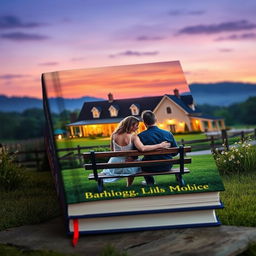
[72,219,79,247]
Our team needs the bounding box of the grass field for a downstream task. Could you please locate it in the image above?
[1,154,255,230]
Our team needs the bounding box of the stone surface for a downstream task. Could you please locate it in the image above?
[0,217,256,256]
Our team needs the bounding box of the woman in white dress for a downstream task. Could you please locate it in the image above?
[102,116,170,186]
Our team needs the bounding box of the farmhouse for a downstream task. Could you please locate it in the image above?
[67,89,225,137]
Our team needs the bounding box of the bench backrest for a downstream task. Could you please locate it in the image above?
[83,146,191,180]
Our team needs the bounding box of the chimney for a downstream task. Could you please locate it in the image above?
[108,92,114,103]
[173,88,180,98]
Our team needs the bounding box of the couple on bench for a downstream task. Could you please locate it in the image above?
[102,110,178,186]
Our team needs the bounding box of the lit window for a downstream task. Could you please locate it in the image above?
[129,104,139,115]
[109,105,118,117]
[91,107,101,118]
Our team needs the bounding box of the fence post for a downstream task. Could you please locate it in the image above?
[210,136,215,152]
[77,145,82,166]
[221,129,229,151]
[241,131,245,142]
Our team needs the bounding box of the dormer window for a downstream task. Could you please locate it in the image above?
[91,107,101,118]
[130,104,140,115]
[109,105,119,117]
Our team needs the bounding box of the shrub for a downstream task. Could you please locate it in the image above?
[214,140,256,175]
[0,145,26,191]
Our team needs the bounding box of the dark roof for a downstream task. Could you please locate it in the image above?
[75,94,200,122]
[190,114,223,120]
[77,96,163,121]
[166,94,201,114]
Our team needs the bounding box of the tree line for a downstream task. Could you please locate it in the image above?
[0,96,255,140]
[198,96,256,126]
[0,108,75,140]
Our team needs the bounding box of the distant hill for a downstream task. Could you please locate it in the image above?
[1,82,256,112]
[0,95,103,113]
[189,82,256,106]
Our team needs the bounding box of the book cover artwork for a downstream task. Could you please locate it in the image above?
[42,61,224,237]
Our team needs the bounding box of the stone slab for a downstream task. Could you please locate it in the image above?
[0,217,256,256]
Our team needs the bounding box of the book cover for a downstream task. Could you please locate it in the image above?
[42,61,225,224]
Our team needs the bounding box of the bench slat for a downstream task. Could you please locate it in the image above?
[85,158,191,170]
[83,147,191,159]
[88,167,190,180]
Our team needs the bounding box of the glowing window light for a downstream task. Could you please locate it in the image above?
[167,119,175,125]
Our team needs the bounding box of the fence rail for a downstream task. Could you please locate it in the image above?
[2,129,255,171]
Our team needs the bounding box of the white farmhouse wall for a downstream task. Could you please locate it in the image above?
[154,97,192,132]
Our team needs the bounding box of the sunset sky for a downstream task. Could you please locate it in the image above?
[43,61,189,99]
[1,0,256,98]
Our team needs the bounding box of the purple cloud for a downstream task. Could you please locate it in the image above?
[1,32,49,41]
[215,33,256,41]
[0,74,29,80]
[39,62,59,66]
[169,9,205,16]
[0,15,44,29]
[109,50,159,58]
[136,35,165,41]
[177,20,256,35]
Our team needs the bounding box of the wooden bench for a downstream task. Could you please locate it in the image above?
[83,146,191,192]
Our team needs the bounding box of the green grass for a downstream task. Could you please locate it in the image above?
[0,171,61,231]
[217,174,256,227]
[174,133,207,141]
[56,137,110,149]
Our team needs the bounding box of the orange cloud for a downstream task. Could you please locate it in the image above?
[43,61,190,99]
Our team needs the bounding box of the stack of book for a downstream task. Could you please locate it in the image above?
[42,60,225,245]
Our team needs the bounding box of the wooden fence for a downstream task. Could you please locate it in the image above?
[58,128,256,169]
[1,138,47,171]
[2,129,256,171]
[180,129,256,151]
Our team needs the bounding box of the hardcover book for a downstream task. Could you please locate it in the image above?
[42,61,225,243]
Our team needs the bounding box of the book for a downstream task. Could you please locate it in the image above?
[42,61,225,243]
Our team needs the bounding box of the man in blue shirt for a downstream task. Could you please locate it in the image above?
[138,110,178,185]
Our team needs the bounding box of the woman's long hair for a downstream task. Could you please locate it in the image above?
[113,116,140,135]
